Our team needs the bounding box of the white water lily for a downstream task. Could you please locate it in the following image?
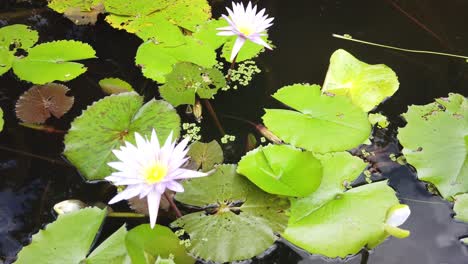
[217,1,274,61]
[105,130,207,228]
[386,204,411,227]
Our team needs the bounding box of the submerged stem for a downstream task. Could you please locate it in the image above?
[0,145,71,166]
[202,99,226,136]
[360,249,369,264]
[164,192,182,218]
[332,34,468,60]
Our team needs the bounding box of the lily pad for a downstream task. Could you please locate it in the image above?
[0,24,39,50]
[192,19,229,50]
[125,13,185,43]
[99,77,134,95]
[64,92,180,181]
[454,193,468,222]
[0,46,14,76]
[125,224,194,264]
[237,144,323,197]
[159,62,226,106]
[263,84,371,153]
[48,0,105,25]
[48,0,104,13]
[322,49,399,112]
[173,164,289,263]
[135,39,217,83]
[369,113,389,128]
[86,225,130,264]
[15,207,107,264]
[187,140,223,172]
[13,40,96,84]
[397,93,468,200]
[221,35,269,62]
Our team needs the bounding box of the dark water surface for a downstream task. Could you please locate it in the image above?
[1,0,468,263]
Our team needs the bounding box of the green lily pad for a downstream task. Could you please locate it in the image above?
[263,84,371,153]
[454,193,468,222]
[322,49,399,112]
[135,39,217,83]
[0,46,14,76]
[15,207,107,264]
[125,224,194,264]
[369,113,389,128]
[192,19,229,50]
[0,107,4,132]
[284,180,400,258]
[159,62,226,106]
[12,40,96,84]
[173,164,289,263]
[221,35,269,62]
[48,0,104,12]
[104,0,170,16]
[237,144,323,197]
[397,93,468,200]
[99,77,134,95]
[0,24,39,50]
[87,225,130,264]
[64,92,180,181]
[125,13,185,43]
[187,140,223,172]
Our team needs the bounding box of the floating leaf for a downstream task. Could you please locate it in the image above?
[135,39,216,83]
[15,207,107,264]
[99,78,134,95]
[125,13,185,43]
[187,140,223,172]
[0,46,14,76]
[125,224,194,264]
[86,225,130,264]
[173,164,289,263]
[454,193,468,222]
[48,0,105,25]
[155,257,175,264]
[104,0,171,16]
[221,35,269,62]
[263,84,371,153]
[13,40,96,84]
[0,107,3,132]
[237,144,323,197]
[397,93,468,200]
[64,92,180,181]
[0,24,39,50]
[159,63,226,106]
[322,49,399,112]
[368,113,389,128]
[15,83,74,124]
[192,19,229,50]
[48,0,104,13]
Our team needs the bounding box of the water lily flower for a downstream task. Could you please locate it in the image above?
[217,1,274,61]
[384,204,411,238]
[105,130,208,228]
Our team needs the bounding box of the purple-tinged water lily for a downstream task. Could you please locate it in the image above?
[105,130,207,228]
[217,1,274,61]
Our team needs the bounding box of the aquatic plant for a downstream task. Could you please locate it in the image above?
[217,2,273,61]
[106,130,208,228]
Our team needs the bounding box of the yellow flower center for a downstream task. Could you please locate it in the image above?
[144,163,167,184]
[238,24,254,36]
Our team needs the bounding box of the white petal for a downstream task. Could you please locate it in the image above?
[217,31,236,36]
[105,175,144,185]
[230,37,246,61]
[134,132,147,150]
[108,185,142,204]
[386,204,411,227]
[147,190,162,229]
[167,168,208,180]
[150,129,160,151]
[108,161,127,171]
[166,181,184,193]
[248,36,272,50]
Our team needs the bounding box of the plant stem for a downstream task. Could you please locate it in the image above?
[0,145,71,166]
[164,192,182,218]
[360,249,369,264]
[226,56,238,81]
[107,212,146,218]
[332,33,468,60]
[202,99,225,136]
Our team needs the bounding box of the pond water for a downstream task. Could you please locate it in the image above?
[0,0,468,263]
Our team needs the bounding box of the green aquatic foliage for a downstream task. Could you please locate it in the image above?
[221,35,269,62]
[48,0,104,13]
[86,225,129,264]
[125,224,194,264]
[173,164,289,263]
[263,84,371,153]
[99,77,134,94]
[13,40,96,84]
[322,49,399,112]
[135,39,217,83]
[187,140,223,172]
[369,113,389,128]
[105,0,211,33]
[397,93,468,200]
[0,24,39,50]
[159,63,226,106]
[15,207,109,264]
[0,24,38,76]
[192,19,229,50]
[64,92,180,181]
[0,107,3,132]
[125,14,186,43]
[237,144,323,197]
[454,193,468,222]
